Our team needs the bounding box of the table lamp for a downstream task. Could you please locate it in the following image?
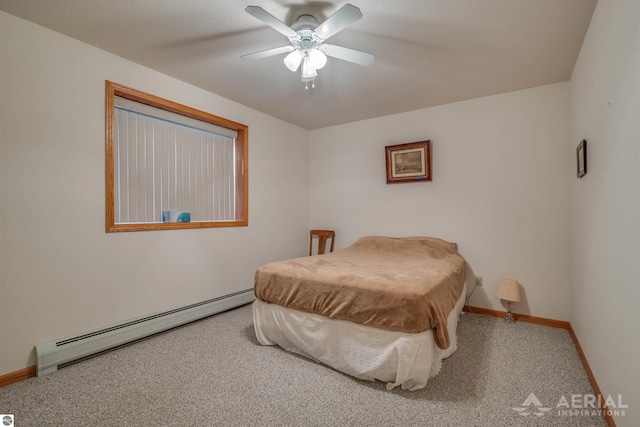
[497,278,521,322]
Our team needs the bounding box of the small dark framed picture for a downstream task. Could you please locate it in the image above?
[577,139,587,178]
[385,140,432,184]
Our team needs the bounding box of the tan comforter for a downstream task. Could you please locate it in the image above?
[254,236,466,349]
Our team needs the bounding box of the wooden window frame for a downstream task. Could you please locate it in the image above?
[105,81,248,232]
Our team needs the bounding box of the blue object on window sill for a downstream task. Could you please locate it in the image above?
[176,212,190,222]
[163,210,191,222]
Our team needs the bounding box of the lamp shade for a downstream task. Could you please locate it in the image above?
[301,55,317,81]
[497,278,521,302]
[308,48,327,69]
[284,50,304,72]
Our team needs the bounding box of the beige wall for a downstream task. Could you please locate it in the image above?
[308,83,572,321]
[0,12,309,375]
[569,0,640,424]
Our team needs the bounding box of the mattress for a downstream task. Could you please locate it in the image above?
[252,282,466,391]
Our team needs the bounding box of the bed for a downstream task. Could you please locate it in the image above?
[252,236,467,390]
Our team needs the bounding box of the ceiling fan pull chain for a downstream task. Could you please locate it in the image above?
[304,77,316,90]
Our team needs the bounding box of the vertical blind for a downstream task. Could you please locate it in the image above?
[113,97,237,224]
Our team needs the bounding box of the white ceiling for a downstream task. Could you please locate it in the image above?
[0,0,597,130]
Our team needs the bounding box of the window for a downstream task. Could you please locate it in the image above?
[105,81,248,232]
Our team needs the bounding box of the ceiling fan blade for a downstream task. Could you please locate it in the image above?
[314,4,363,40]
[241,46,295,61]
[323,44,374,66]
[245,6,297,38]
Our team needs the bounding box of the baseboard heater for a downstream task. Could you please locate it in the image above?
[35,288,255,377]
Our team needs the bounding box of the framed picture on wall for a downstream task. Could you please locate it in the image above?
[385,140,432,184]
[577,139,587,178]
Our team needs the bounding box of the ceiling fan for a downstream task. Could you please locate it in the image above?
[241,4,374,89]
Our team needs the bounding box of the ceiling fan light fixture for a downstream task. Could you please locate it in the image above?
[308,48,327,69]
[284,49,304,72]
[301,55,317,80]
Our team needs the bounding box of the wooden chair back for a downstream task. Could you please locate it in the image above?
[309,230,335,256]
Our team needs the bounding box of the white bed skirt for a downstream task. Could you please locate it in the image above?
[252,283,466,391]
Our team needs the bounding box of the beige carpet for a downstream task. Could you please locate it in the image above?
[0,304,607,426]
